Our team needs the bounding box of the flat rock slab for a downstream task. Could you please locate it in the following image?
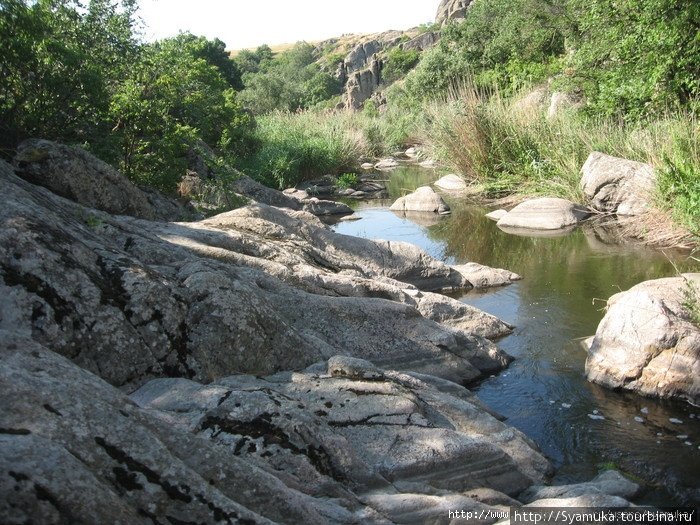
[497,197,590,230]
[585,274,700,404]
[485,209,508,221]
[375,158,400,170]
[434,174,468,192]
[581,152,656,216]
[390,186,451,214]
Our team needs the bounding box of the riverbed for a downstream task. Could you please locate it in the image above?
[332,166,700,505]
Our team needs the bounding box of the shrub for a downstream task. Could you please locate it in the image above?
[382,48,420,84]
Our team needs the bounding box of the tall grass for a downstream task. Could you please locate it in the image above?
[421,83,699,228]
[239,111,365,189]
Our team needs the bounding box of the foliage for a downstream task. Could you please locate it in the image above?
[567,0,700,119]
[238,111,363,189]
[238,42,341,114]
[336,172,358,189]
[0,0,138,150]
[0,1,253,193]
[382,47,420,84]
[422,83,698,202]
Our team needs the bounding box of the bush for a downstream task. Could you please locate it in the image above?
[239,111,364,189]
[382,48,420,84]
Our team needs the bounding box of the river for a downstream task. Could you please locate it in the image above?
[331,165,700,505]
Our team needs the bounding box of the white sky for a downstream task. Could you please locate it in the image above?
[137,0,439,50]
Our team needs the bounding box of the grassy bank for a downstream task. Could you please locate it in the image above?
[420,86,699,239]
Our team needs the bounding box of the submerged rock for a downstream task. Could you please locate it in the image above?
[390,186,451,214]
[581,152,656,216]
[497,197,590,230]
[585,274,700,404]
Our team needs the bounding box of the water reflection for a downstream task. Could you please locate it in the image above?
[332,169,700,505]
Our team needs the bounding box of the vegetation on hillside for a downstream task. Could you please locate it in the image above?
[0,0,698,237]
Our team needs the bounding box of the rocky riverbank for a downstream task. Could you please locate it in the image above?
[0,141,647,522]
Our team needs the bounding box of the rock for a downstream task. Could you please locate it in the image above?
[345,59,382,110]
[485,209,508,221]
[585,274,700,404]
[548,91,584,118]
[419,159,439,169]
[375,157,400,170]
[302,198,353,216]
[512,86,549,113]
[0,158,518,389]
[401,32,440,52]
[520,470,639,504]
[405,147,419,158]
[434,174,468,192]
[13,139,188,221]
[496,198,590,230]
[328,355,384,380]
[233,175,303,210]
[390,186,451,214]
[436,0,474,24]
[132,358,552,499]
[356,181,384,193]
[580,152,656,216]
[453,262,522,289]
[361,162,375,170]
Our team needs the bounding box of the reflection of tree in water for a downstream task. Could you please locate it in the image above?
[425,203,699,335]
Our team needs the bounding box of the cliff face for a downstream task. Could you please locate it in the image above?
[435,0,475,24]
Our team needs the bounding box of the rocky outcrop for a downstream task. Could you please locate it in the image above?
[497,197,590,230]
[585,274,700,404]
[345,58,382,110]
[390,186,451,214]
[486,209,508,221]
[14,139,189,221]
[434,173,468,192]
[0,156,519,389]
[436,0,474,24]
[581,152,656,216]
[401,31,440,52]
[548,91,584,118]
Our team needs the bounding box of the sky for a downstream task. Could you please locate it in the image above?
[137,0,439,50]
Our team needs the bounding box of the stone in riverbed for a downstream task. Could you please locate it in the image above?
[375,158,400,170]
[486,209,508,221]
[585,274,700,405]
[580,152,656,216]
[497,197,590,230]
[434,173,468,192]
[390,186,451,214]
[453,262,521,289]
[361,162,375,170]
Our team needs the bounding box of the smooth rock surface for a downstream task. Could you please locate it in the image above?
[434,174,468,192]
[497,198,590,230]
[453,262,522,289]
[585,274,700,404]
[485,209,508,221]
[581,152,656,216]
[0,158,515,389]
[390,186,451,214]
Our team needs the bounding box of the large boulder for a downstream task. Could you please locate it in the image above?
[585,274,700,404]
[580,152,656,216]
[436,0,474,24]
[390,186,451,214]
[13,139,188,221]
[434,173,468,192]
[497,197,590,230]
[0,158,516,390]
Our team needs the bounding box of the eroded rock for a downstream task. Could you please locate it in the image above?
[585,274,700,404]
[581,152,656,216]
[434,174,468,192]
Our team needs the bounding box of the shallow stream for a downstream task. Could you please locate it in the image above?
[332,166,700,505]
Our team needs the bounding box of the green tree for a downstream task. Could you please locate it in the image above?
[567,0,700,118]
